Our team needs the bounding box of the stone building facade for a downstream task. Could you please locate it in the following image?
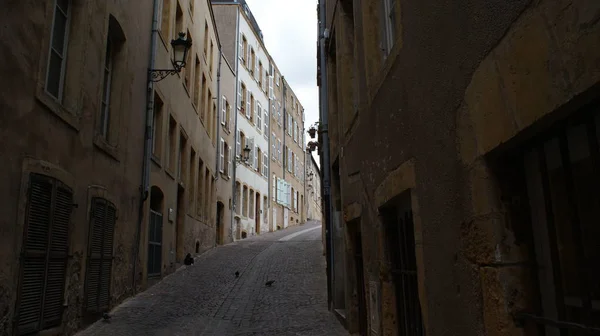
[0,0,152,334]
[212,0,307,238]
[319,0,600,335]
[215,53,237,246]
[141,0,222,286]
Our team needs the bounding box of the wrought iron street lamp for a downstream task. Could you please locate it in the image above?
[149,32,193,82]
[235,145,251,166]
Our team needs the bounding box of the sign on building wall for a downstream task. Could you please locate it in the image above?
[369,280,381,336]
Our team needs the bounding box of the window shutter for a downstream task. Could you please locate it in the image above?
[248,137,255,166]
[247,47,251,69]
[238,33,243,59]
[228,147,232,177]
[256,103,262,130]
[18,174,73,334]
[246,90,251,118]
[237,81,242,109]
[219,138,225,172]
[236,130,241,156]
[269,76,274,99]
[221,97,226,125]
[255,55,259,79]
[228,105,233,132]
[85,198,116,313]
[254,145,258,169]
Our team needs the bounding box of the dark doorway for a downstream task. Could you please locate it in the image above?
[381,192,424,336]
[349,219,368,335]
[175,185,185,262]
[148,186,164,278]
[216,201,224,245]
[255,193,261,234]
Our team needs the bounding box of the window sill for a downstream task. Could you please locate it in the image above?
[36,87,81,132]
[165,168,176,181]
[151,155,162,168]
[220,172,230,180]
[93,135,120,162]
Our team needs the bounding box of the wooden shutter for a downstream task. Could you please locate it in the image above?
[85,198,115,313]
[17,174,72,334]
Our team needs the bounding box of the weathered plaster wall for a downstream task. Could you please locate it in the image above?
[326,0,600,334]
[0,0,151,334]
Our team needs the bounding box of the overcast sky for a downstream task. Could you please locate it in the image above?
[245,0,320,166]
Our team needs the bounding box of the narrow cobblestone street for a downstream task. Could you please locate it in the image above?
[77,221,348,336]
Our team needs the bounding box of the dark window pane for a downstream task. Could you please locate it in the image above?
[57,0,69,13]
[46,51,62,99]
[51,12,67,55]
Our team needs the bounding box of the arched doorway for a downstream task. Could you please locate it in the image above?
[148,186,164,278]
[216,201,224,245]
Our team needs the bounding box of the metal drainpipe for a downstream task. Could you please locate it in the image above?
[230,8,242,242]
[133,0,160,294]
[318,0,335,309]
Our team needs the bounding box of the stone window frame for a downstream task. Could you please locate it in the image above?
[373,159,430,334]
[34,0,86,131]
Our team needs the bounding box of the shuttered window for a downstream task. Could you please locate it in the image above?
[85,198,116,313]
[17,173,72,335]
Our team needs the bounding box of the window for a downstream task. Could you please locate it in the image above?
[287,147,292,172]
[293,120,298,142]
[288,114,292,135]
[201,74,207,120]
[268,75,274,99]
[226,144,231,177]
[178,134,187,181]
[276,72,280,86]
[277,102,282,126]
[203,21,209,57]
[197,159,204,216]
[189,148,196,207]
[381,197,423,335]
[167,116,177,171]
[263,106,269,136]
[227,102,232,131]
[235,182,241,214]
[237,130,242,156]
[277,139,282,163]
[256,102,262,131]
[258,61,263,87]
[16,174,72,334]
[85,198,117,313]
[382,0,397,56]
[152,93,164,158]
[239,81,245,111]
[246,90,252,119]
[184,30,193,89]
[175,2,183,38]
[160,0,171,39]
[262,153,268,177]
[272,175,276,201]
[249,189,255,219]
[99,36,114,139]
[45,0,71,100]
[219,138,225,173]
[221,96,227,126]
[255,146,260,171]
[250,48,256,76]
[242,185,248,216]
[271,134,276,160]
[193,56,201,109]
[264,196,268,223]
[209,40,214,74]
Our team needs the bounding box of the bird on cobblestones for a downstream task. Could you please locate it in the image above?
[102,312,111,322]
[265,280,275,287]
[184,253,194,266]
[235,271,240,278]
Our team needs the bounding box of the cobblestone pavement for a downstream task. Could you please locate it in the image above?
[77,221,348,336]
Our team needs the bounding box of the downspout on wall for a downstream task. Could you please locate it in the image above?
[317,0,335,309]
[215,48,223,178]
[133,0,160,293]
[230,6,242,241]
